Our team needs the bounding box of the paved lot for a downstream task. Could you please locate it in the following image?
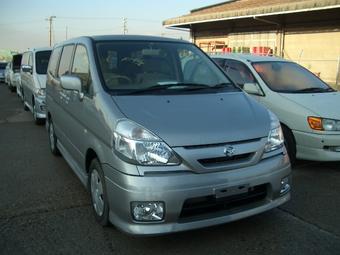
[0,82,340,255]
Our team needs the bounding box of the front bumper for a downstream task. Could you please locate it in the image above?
[293,130,340,161]
[103,154,291,235]
[34,95,46,119]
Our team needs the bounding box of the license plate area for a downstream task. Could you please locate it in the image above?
[214,184,250,199]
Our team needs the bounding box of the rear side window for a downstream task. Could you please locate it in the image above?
[48,47,62,77]
[71,45,91,93]
[58,45,74,77]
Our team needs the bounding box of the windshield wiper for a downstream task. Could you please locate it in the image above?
[211,82,234,88]
[294,87,334,93]
[125,83,216,95]
[122,82,235,95]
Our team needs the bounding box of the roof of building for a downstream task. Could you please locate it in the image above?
[163,0,340,27]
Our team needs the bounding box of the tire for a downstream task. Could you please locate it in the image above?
[89,159,110,226]
[23,101,29,111]
[48,118,60,156]
[282,125,296,165]
[33,103,45,125]
[20,88,24,102]
[10,85,16,92]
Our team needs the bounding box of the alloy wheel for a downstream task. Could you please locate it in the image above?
[90,169,105,217]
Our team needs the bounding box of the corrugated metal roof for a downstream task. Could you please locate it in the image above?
[163,0,340,27]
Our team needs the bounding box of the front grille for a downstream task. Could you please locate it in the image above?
[198,153,253,167]
[183,138,262,150]
[179,184,267,222]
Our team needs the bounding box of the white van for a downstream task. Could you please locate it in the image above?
[21,48,52,124]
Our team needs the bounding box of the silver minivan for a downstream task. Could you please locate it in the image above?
[46,35,291,235]
[6,54,22,93]
[21,47,52,124]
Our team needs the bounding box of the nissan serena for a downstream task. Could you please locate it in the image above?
[46,35,291,235]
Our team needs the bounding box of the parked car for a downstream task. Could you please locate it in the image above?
[211,53,340,163]
[6,54,22,92]
[5,62,11,85]
[46,35,291,235]
[15,75,22,100]
[0,62,8,83]
[21,48,52,124]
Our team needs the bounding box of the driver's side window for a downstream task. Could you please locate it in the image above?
[223,59,256,87]
[178,49,218,85]
[71,45,91,95]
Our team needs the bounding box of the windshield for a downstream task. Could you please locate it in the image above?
[36,51,52,74]
[0,63,7,69]
[96,41,235,94]
[252,61,333,93]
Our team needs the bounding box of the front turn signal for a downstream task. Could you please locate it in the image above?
[307,117,323,131]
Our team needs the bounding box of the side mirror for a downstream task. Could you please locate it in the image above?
[243,83,263,96]
[60,75,84,100]
[22,65,32,74]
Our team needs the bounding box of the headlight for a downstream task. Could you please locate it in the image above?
[264,111,284,152]
[308,116,340,131]
[113,120,180,165]
[36,88,45,97]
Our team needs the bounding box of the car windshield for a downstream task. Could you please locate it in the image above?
[0,63,7,69]
[96,41,235,95]
[36,51,52,74]
[252,61,333,93]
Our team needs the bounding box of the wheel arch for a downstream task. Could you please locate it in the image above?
[85,148,99,174]
[280,122,296,144]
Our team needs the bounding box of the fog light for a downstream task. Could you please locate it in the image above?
[131,202,164,221]
[280,177,290,195]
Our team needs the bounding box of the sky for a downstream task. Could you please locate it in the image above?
[0,0,222,51]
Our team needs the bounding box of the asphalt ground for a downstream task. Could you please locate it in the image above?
[0,82,339,255]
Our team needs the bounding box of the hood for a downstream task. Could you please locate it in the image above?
[279,92,340,119]
[112,92,270,147]
[36,74,47,89]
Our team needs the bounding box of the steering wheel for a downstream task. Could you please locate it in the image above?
[105,75,132,86]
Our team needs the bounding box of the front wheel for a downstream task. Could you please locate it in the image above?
[10,85,16,92]
[89,159,110,226]
[33,104,45,125]
[48,118,60,156]
[282,125,296,165]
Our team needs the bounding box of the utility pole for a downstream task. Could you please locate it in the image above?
[123,18,128,35]
[47,16,56,46]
